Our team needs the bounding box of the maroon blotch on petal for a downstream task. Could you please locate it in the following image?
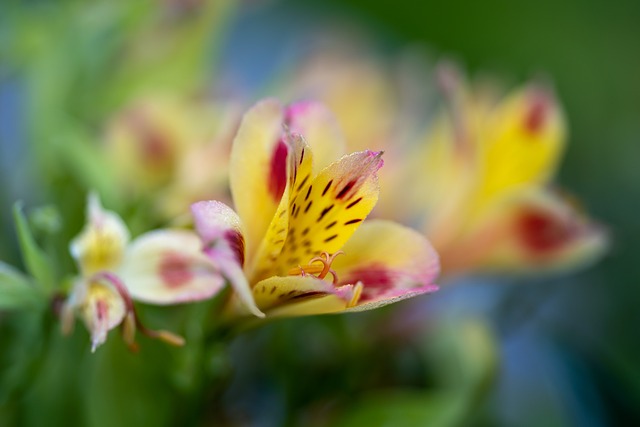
[518,208,572,255]
[159,253,195,288]
[340,264,396,302]
[268,139,289,201]
[224,229,246,267]
[336,180,356,200]
[524,89,551,134]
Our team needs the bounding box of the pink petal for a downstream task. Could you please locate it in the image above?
[191,201,264,317]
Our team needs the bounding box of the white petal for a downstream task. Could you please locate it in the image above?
[119,230,225,305]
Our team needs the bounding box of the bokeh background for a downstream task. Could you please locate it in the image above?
[1,0,639,426]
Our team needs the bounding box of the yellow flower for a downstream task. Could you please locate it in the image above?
[62,194,227,351]
[191,99,440,318]
[406,64,607,274]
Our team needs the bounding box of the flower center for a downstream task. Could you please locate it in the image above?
[287,251,344,284]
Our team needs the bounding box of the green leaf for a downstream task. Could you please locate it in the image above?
[13,202,56,293]
[0,261,44,310]
[30,205,63,235]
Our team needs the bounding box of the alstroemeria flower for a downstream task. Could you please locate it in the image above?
[61,194,227,351]
[191,99,439,318]
[402,64,607,274]
[104,95,240,219]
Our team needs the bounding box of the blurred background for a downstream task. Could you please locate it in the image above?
[1,0,639,426]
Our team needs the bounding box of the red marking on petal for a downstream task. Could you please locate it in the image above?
[96,299,108,321]
[333,151,383,200]
[142,131,170,165]
[159,253,194,288]
[336,180,356,200]
[340,264,396,302]
[289,290,325,300]
[268,139,289,201]
[518,208,572,254]
[224,229,245,267]
[126,112,172,167]
[524,90,550,135]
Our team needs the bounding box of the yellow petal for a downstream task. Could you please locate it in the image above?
[251,275,357,317]
[118,229,226,305]
[332,220,440,308]
[260,149,383,280]
[412,112,479,247]
[266,294,351,317]
[248,132,313,280]
[474,85,566,204]
[229,99,286,264]
[70,193,130,276]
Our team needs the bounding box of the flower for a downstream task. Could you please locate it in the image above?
[104,95,241,219]
[400,64,607,274]
[190,99,440,318]
[61,193,227,351]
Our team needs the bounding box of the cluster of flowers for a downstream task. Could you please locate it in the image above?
[58,55,607,352]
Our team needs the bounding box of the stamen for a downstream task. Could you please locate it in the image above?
[287,251,344,284]
[348,282,364,307]
[93,272,186,351]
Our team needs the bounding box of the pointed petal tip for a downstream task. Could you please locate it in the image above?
[90,334,105,353]
[190,199,223,216]
[523,84,558,134]
[191,200,243,246]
